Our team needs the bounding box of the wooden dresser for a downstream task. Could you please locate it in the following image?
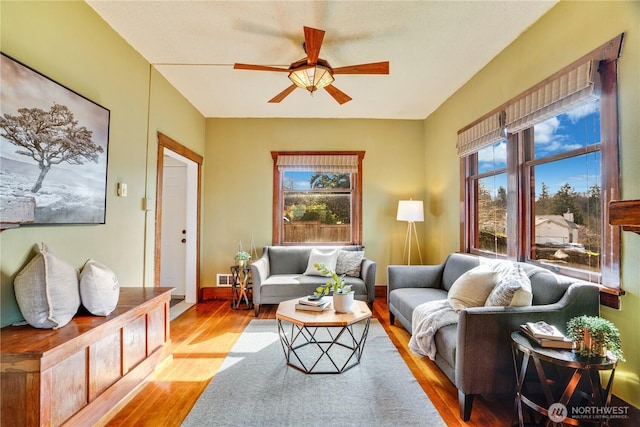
[1,287,173,427]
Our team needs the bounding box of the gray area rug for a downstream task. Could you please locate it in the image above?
[182,319,445,427]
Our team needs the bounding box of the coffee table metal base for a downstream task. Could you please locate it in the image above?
[277,318,370,374]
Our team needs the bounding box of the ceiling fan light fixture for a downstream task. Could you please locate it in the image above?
[288,64,334,93]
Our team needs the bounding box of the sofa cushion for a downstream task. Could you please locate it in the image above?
[14,244,80,329]
[268,246,312,275]
[79,259,120,316]
[335,250,364,277]
[528,269,573,305]
[303,248,339,276]
[447,264,498,312]
[485,263,532,307]
[389,287,449,334]
[441,253,482,291]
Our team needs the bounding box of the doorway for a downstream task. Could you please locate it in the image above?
[155,133,202,318]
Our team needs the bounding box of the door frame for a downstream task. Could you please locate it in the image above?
[155,132,203,302]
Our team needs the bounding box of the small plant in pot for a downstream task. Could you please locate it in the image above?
[234,250,251,267]
[566,315,624,360]
[313,262,353,313]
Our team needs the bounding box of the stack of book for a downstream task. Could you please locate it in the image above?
[520,321,573,349]
[295,296,332,312]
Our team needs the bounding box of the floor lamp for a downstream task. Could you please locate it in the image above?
[397,200,424,265]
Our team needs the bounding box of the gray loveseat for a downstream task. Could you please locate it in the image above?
[387,253,600,421]
[250,246,376,316]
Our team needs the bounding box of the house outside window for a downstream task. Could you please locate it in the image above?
[272,151,364,245]
[529,99,602,274]
[459,35,622,303]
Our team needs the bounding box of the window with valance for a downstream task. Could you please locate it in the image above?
[272,151,364,245]
[458,34,623,305]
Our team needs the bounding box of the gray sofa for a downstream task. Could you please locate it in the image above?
[250,246,376,316]
[387,253,600,421]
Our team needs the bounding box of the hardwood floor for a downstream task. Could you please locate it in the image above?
[103,298,513,426]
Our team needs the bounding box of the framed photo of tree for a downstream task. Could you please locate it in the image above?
[0,53,110,225]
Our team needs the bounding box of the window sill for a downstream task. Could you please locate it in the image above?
[599,286,625,310]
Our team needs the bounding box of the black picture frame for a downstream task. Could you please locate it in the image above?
[0,52,110,225]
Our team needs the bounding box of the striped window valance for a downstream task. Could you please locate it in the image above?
[276,154,359,173]
[457,59,599,157]
[506,59,598,133]
[456,111,506,157]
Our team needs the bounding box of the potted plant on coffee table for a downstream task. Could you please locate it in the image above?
[566,315,624,360]
[313,262,354,313]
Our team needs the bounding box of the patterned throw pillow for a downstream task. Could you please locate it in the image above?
[484,263,533,307]
[14,243,80,329]
[303,248,339,276]
[335,250,365,277]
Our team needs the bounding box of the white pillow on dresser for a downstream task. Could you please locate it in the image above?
[79,259,120,316]
[14,243,80,329]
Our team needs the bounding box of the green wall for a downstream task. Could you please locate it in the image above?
[424,0,639,407]
[0,1,206,326]
[1,0,638,411]
[202,118,426,287]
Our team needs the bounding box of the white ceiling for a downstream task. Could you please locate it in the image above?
[86,1,557,120]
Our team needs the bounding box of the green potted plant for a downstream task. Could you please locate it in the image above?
[566,315,624,360]
[313,262,353,313]
[234,250,251,267]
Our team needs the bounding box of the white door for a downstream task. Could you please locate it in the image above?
[160,156,187,296]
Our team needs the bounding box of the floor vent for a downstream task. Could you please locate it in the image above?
[216,273,234,287]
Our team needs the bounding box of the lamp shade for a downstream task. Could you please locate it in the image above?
[397,200,424,222]
[288,65,334,93]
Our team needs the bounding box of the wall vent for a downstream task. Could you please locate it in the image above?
[216,273,234,287]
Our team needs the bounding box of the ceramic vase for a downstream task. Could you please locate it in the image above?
[332,292,354,313]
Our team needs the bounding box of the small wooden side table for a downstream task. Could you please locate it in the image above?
[230,265,252,310]
[511,331,617,426]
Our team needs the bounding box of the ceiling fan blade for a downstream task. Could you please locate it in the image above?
[332,61,390,75]
[304,26,325,65]
[268,84,298,103]
[234,63,290,72]
[324,85,352,105]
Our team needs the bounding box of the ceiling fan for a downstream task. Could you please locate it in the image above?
[234,26,389,105]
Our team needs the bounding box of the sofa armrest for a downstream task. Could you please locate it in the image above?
[455,283,599,395]
[250,255,269,306]
[387,264,446,295]
[361,258,377,304]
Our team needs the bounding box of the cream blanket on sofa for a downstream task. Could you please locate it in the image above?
[408,299,459,361]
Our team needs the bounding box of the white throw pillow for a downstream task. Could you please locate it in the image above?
[79,259,120,316]
[13,243,80,329]
[335,250,365,277]
[485,263,533,307]
[447,264,498,312]
[303,248,339,276]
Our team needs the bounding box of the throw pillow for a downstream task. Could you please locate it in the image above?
[303,248,339,276]
[485,263,533,307]
[447,264,498,312]
[13,243,80,329]
[335,250,365,277]
[79,259,120,316]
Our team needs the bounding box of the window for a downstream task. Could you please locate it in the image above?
[528,100,602,274]
[459,35,623,302]
[272,151,364,245]
[470,140,508,255]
